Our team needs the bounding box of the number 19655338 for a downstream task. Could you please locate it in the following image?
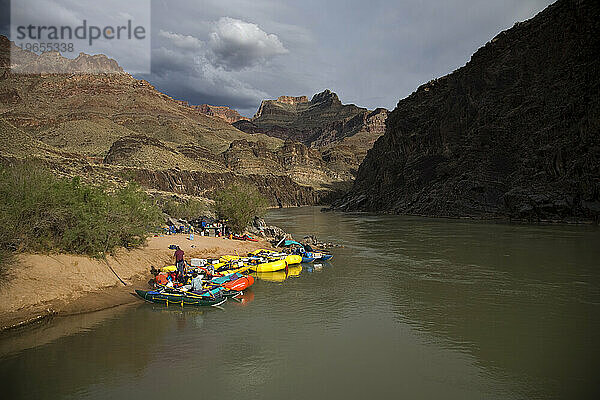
[18,42,74,53]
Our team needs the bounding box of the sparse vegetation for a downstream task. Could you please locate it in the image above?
[0,162,163,273]
[213,183,268,233]
[161,198,208,220]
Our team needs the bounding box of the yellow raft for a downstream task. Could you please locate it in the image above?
[247,250,301,264]
[217,252,301,273]
[251,258,287,273]
[220,255,241,262]
[249,249,275,256]
[284,255,302,265]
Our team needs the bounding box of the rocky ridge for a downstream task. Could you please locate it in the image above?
[0,37,342,206]
[193,104,250,124]
[234,89,388,178]
[335,0,600,222]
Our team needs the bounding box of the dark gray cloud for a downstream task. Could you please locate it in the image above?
[141,0,555,116]
[1,0,556,116]
[148,23,276,112]
[0,0,8,36]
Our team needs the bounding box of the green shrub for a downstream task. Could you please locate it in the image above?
[0,162,163,272]
[161,198,207,220]
[213,183,267,233]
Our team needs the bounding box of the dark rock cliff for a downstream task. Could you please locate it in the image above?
[335,0,600,222]
[131,168,322,207]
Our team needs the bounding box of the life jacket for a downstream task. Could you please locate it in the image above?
[155,273,168,286]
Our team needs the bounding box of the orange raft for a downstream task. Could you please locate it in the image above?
[221,274,255,291]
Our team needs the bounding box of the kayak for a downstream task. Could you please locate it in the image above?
[301,255,315,263]
[249,249,274,256]
[220,255,241,262]
[135,289,226,307]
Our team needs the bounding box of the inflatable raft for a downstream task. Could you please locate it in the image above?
[210,273,255,291]
[136,289,226,307]
[250,258,287,273]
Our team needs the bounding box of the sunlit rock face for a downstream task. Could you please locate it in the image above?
[234,90,389,181]
[193,104,250,124]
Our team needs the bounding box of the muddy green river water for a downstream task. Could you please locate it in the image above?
[1,207,599,399]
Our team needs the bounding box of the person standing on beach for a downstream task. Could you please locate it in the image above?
[174,246,185,278]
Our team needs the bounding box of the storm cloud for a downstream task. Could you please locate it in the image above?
[0,0,556,116]
[151,18,286,110]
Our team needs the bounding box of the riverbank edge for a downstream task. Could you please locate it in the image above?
[0,234,273,333]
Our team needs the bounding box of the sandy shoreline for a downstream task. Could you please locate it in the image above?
[0,234,273,332]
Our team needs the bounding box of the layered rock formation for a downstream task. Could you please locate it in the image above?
[0,36,331,206]
[0,118,324,207]
[239,89,377,144]
[273,95,309,105]
[336,0,600,222]
[193,104,250,124]
[234,90,388,177]
[222,139,351,187]
[10,47,125,74]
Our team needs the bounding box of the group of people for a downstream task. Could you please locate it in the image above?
[199,219,231,237]
[153,246,209,292]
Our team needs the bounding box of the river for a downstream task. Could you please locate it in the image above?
[1,207,599,399]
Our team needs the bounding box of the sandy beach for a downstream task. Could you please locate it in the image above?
[0,234,273,331]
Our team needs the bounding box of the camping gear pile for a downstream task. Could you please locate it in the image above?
[137,247,333,307]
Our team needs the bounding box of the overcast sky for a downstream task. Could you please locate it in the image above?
[1,0,555,116]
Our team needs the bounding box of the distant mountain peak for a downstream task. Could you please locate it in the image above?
[310,89,340,104]
[276,95,309,105]
[1,35,124,74]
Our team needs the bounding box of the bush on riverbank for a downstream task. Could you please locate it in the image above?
[0,162,163,274]
[214,183,267,233]
[161,198,208,220]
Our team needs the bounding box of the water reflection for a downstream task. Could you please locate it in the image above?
[302,261,332,273]
[0,303,136,359]
[233,290,255,306]
[1,208,598,400]
[2,303,171,400]
[252,265,303,282]
[267,207,600,399]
